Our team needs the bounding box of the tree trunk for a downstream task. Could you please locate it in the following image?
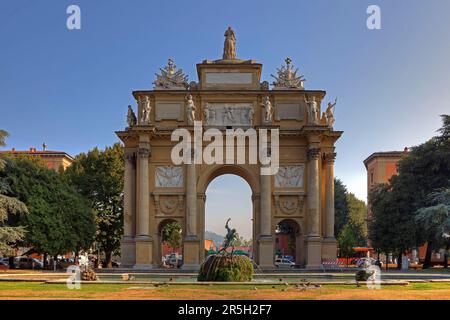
[397,252,402,270]
[423,241,433,269]
[386,253,389,271]
[74,249,79,266]
[8,256,15,269]
[444,244,449,269]
[105,250,112,268]
[43,253,48,269]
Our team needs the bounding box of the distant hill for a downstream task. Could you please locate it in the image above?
[205,231,224,247]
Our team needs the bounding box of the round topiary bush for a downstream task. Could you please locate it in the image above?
[198,254,253,282]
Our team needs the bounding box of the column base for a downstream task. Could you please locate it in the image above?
[322,237,338,260]
[305,236,322,269]
[134,236,154,268]
[182,236,200,270]
[120,236,136,268]
[257,236,274,269]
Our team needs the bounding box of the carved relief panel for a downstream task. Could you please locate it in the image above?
[155,166,184,188]
[274,164,305,188]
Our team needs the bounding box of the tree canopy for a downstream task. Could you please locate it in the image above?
[0,155,95,257]
[65,143,124,267]
[369,115,450,268]
[0,159,28,256]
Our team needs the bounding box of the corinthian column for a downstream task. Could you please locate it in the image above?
[123,151,136,238]
[306,147,322,269]
[260,169,272,236]
[324,152,336,239]
[307,148,321,237]
[186,157,197,238]
[137,144,150,238]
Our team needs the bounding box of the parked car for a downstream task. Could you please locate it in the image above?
[0,261,9,270]
[283,255,295,263]
[15,257,43,269]
[274,258,295,268]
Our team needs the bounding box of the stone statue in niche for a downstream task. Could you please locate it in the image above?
[139,96,151,124]
[223,26,236,60]
[186,94,196,125]
[261,96,274,124]
[126,105,137,127]
[305,96,319,125]
[155,166,183,187]
[275,165,305,188]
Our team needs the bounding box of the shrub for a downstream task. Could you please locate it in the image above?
[198,254,253,282]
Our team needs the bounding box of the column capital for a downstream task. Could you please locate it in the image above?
[125,150,136,161]
[307,148,321,161]
[323,152,337,164]
[138,146,151,158]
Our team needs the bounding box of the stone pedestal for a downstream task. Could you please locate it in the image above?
[182,236,200,270]
[321,237,338,260]
[258,236,274,269]
[134,236,154,269]
[120,236,136,268]
[306,236,322,269]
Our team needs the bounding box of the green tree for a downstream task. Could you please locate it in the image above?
[161,222,182,253]
[391,115,450,267]
[0,159,28,256]
[0,130,9,147]
[415,186,450,268]
[346,193,368,246]
[65,143,124,268]
[1,156,95,262]
[334,178,349,237]
[338,224,357,266]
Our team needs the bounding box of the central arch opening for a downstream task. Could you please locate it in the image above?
[204,174,253,259]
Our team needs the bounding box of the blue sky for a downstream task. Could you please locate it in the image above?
[1,1,450,239]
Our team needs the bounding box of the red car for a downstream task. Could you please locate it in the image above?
[0,261,9,270]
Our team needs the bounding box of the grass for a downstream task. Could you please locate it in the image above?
[0,282,449,300]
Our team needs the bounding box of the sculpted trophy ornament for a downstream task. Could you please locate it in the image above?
[139,96,151,125]
[186,94,196,125]
[305,96,319,125]
[261,96,274,124]
[153,58,189,90]
[223,26,236,60]
[271,57,305,89]
[126,105,137,127]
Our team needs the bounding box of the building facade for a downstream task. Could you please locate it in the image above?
[363,149,407,216]
[0,147,74,170]
[116,28,342,270]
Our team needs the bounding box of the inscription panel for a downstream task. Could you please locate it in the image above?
[205,72,253,84]
[155,102,183,121]
[275,103,303,121]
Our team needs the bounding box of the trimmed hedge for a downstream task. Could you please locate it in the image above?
[198,254,253,282]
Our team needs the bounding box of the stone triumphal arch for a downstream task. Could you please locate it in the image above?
[116,28,342,270]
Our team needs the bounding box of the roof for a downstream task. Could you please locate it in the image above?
[0,149,74,161]
[363,150,408,169]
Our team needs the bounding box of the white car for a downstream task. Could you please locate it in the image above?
[274,258,295,268]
